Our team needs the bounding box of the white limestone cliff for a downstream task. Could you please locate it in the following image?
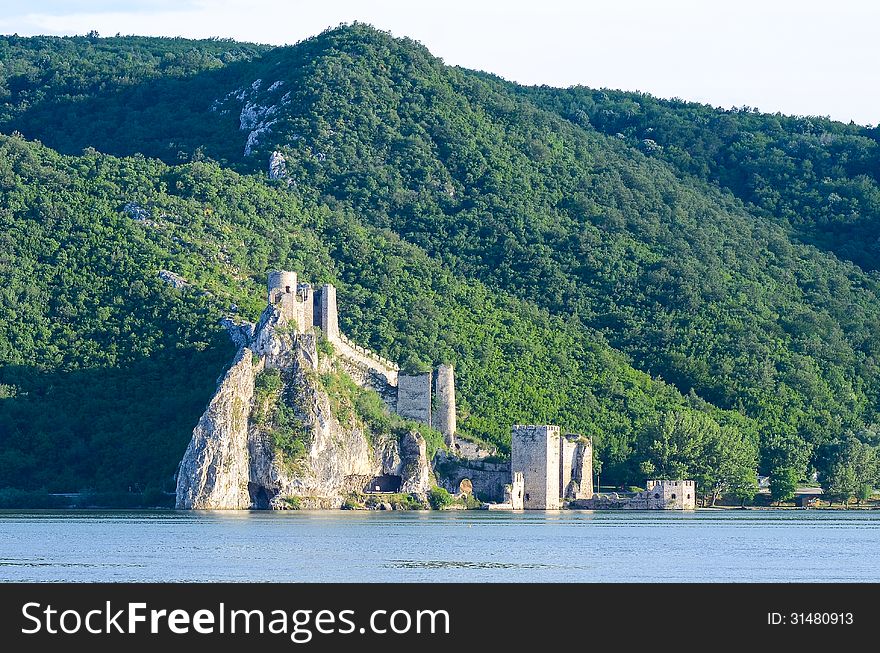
[175,303,431,510]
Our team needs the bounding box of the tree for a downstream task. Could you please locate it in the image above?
[816,436,878,504]
[769,467,798,504]
[692,425,758,506]
[636,411,714,482]
[763,432,811,504]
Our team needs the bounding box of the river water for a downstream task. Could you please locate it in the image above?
[1,509,878,582]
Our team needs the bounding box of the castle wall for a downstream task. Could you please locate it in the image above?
[397,373,432,426]
[571,479,695,510]
[434,457,510,502]
[312,283,399,387]
[511,425,560,509]
[434,364,457,447]
[278,292,298,324]
[507,472,524,510]
[298,283,313,333]
[646,480,696,509]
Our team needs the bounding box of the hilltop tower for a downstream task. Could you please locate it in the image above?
[266,271,314,332]
[317,283,339,340]
[267,270,298,323]
[268,270,297,305]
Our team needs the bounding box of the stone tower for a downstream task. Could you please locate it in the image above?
[397,373,432,426]
[317,283,339,340]
[267,270,298,323]
[511,425,561,510]
[268,270,297,305]
[434,364,457,447]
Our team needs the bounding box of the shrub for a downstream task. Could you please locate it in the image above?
[427,486,453,510]
[279,496,301,510]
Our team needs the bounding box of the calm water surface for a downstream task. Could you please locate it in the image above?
[1,509,878,582]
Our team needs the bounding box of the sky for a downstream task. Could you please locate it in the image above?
[1,0,878,126]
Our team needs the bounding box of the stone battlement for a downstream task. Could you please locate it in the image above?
[336,332,400,375]
[263,271,456,444]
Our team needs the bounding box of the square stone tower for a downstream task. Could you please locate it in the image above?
[397,373,432,426]
[511,425,561,510]
[646,480,696,509]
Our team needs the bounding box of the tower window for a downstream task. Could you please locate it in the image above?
[671,494,676,499]
[285,286,291,293]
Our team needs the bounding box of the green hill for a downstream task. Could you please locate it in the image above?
[1,24,878,500]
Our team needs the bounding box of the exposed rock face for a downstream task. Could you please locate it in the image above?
[158,269,189,289]
[175,347,257,509]
[268,151,287,179]
[398,431,431,495]
[176,303,432,509]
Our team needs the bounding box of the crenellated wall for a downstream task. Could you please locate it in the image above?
[264,272,455,434]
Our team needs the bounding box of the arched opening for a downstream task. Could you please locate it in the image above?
[364,474,402,493]
[671,493,677,499]
[285,285,291,293]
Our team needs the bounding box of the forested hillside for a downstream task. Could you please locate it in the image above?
[0,24,878,501]
[0,134,730,493]
[519,85,880,270]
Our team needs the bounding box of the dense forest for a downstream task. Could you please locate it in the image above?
[0,24,878,503]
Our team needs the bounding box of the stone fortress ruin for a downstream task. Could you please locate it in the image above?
[452,424,694,511]
[184,270,697,511]
[266,271,457,447]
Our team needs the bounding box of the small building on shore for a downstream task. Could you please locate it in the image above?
[570,479,696,510]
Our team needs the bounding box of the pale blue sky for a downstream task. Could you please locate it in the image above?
[2,0,877,126]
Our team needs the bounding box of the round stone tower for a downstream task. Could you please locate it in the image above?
[434,364,457,447]
[267,270,297,305]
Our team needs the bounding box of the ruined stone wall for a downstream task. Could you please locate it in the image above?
[511,425,561,509]
[507,472,524,510]
[434,457,510,502]
[560,436,577,499]
[313,283,399,387]
[434,364,456,447]
[297,283,313,332]
[571,479,695,510]
[569,438,593,500]
[332,332,399,387]
[397,372,432,426]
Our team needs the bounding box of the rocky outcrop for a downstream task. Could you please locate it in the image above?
[176,302,435,509]
[268,151,287,179]
[398,431,431,495]
[175,347,257,509]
